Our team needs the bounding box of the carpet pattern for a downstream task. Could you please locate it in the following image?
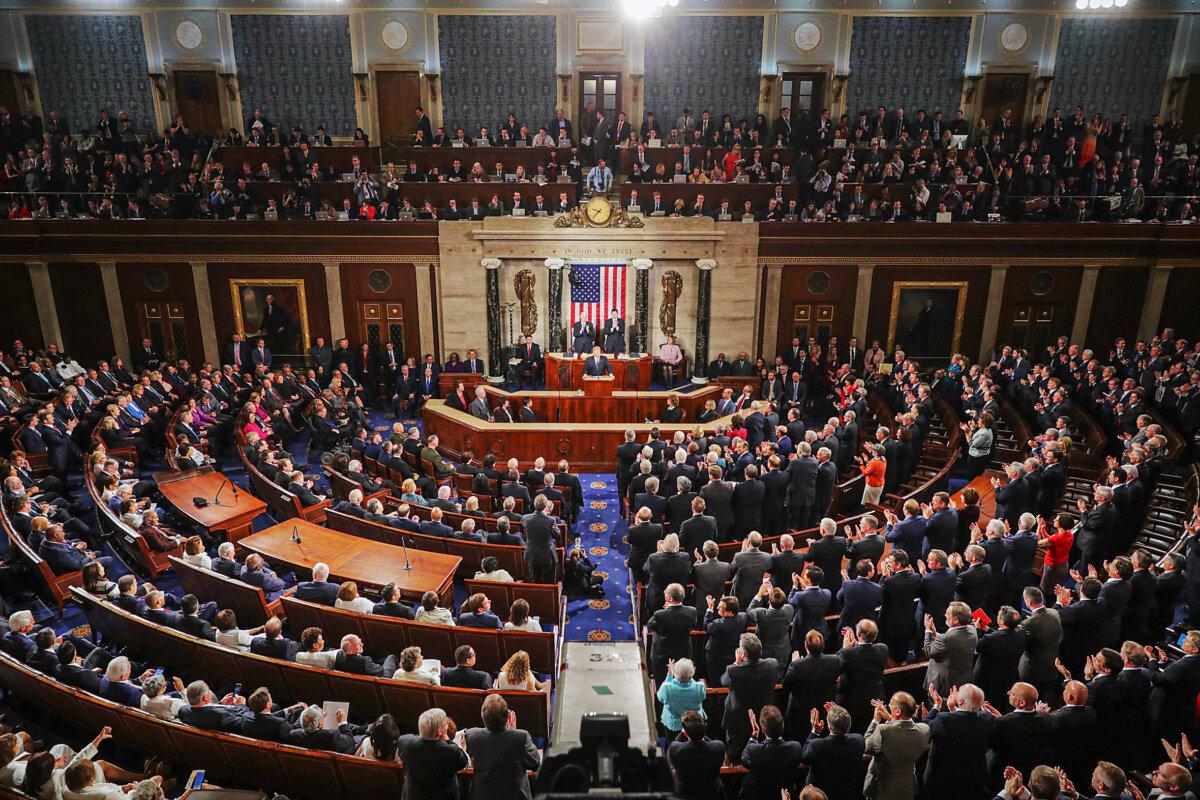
[563,474,634,642]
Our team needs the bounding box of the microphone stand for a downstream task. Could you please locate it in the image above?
[212,478,229,507]
[401,538,413,571]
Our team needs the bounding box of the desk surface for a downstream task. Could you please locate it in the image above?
[949,471,1001,527]
[154,469,267,531]
[238,520,460,601]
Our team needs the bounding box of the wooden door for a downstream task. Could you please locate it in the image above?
[356,301,409,362]
[0,70,21,115]
[1179,72,1200,136]
[375,71,422,144]
[781,72,826,147]
[138,301,192,363]
[171,70,223,135]
[1006,304,1059,356]
[785,303,837,352]
[979,72,1030,137]
[579,72,621,123]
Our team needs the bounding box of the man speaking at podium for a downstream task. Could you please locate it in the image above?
[583,346,612,377]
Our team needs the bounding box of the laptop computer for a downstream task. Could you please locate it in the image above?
[397,211,414,221]
[950,134,968,149]
[556,175,571,183]
[512,208,526,216]
[672,175,686,183]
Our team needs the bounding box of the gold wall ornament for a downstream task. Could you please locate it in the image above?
[514,269,538,337]
[553,195,644,228]
[658,270,682,336]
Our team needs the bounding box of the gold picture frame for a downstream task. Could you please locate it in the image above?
[230,278,311,358]
[886,280,969,361]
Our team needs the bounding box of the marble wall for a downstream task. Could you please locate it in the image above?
[435,217,761,370]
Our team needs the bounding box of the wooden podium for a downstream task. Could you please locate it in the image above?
[581,375,615,397]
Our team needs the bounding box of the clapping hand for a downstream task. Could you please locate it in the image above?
[747,708,760,739]
[1056,658,1072,680]
[871,698,893,722]
[927,682,942,708]
[1003,767,1024,797]
[809,707,825,734]
[705,595,716,611]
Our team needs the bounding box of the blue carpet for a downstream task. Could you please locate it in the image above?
[563,474,634,642]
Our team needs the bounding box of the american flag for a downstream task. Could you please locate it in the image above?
[570,264,627,328]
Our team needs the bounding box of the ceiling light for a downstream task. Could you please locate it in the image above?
[622,0,655,19]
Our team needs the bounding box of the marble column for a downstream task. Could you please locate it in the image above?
[482,258,504,382]
[545,258,566,353]
[692,259,715,383]
[631,258,653,354]
[189,261,220,366]
[1137,265,1173,342]
[978,264,1008,364]
[322,262,347,343]
[413,262,435,358]
[759,264,783,357]
[98,261,131,363]
[853,264,874,343]
[1071,265,1102,345]
[26,261,62,349]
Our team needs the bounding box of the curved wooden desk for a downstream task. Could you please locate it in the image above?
[545,353,652,391]
[424,391,731,471]
[238,520,459,606]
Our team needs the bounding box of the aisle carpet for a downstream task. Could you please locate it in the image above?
[561,474,634,642]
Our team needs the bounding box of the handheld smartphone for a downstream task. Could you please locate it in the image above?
[153,668,164,677]
[1178,632,1189,648]
[232,683,242,697]
[187,770,205,790]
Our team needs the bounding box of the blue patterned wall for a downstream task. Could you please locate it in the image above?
[26,15,156,136]
[231,15,356,137]
[643,16,765,125]
[846,16,971,118]
[438,15,557,137]
[1051,18,1176,130]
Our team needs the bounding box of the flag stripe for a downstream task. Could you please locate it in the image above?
[570,264,627,332]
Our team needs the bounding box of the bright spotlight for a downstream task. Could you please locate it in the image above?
[622,0,655,20]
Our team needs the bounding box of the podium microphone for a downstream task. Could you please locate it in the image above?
[291,525,302,544]
[213,477,230,506]
[402,538,413,571]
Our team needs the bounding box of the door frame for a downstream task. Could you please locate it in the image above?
[575,68,626,125]
[974,65,1037,132]
[775,63,833,121]
[163,60,229,135]
[368,61,429,145]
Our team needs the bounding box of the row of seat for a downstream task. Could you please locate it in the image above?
[280,594,558,674]
[73,588,553,738]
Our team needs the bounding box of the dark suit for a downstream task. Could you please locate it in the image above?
[988,709,1053,786]
[802,732,866,800]
[836,642,890,733]
[293,580,339,606]
[923,707,994,800]
[441,666,492,690]
[647,603,697,682]
[781,652,841,738]
[667,733,725,800]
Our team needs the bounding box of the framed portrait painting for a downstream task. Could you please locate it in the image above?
[230,279,310,358]
[886,281,968,362]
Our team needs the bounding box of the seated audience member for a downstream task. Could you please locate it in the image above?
[494,650,548,692]
[288,703,369,754]
[334,581,375,614]
[372,583,416,619]
[392,645,439,685]
[442,645,493,690]
[334,633,397,676]
[296,627,338,669]
[213,609,265,652]
[414,590,456,626]
[474,555,515,582]
[458,593,503,629]
[293,561,339,605]
[504,598,541,632]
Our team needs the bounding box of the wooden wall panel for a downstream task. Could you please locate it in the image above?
[996,265,1082,355]
[206,263,331,362]
[338,263,422,357]
[49,262,113,364]
[1086,266,1149,347]
[865,265,992,362]
[1158,268,1200,344]
[774,266,858,356]
[115,262,203,365]
[0,265,45,351]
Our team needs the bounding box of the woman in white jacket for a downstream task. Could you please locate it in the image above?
[19,727,150,800]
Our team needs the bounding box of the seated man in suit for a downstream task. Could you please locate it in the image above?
[293,562,339,605]
[287,703,368,754]
[333,633,398,676]
[516,335,543,388]
[583,346,611,377]
[518,397,538,423]
[457,593,504,629]
[287,470,327,507]
[240,553,289,601]
[178,680,253,732]
[250,616,302,661]
[37,523,110,575]
[442,644,493,690]
[372,582,416,619]
[235,686,307,743]
[210,541,241,578]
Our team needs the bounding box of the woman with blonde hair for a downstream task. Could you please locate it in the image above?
[494,650,548,692]
[400,478,427,506]
[335,581,374,614]
[181,535,210,570]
